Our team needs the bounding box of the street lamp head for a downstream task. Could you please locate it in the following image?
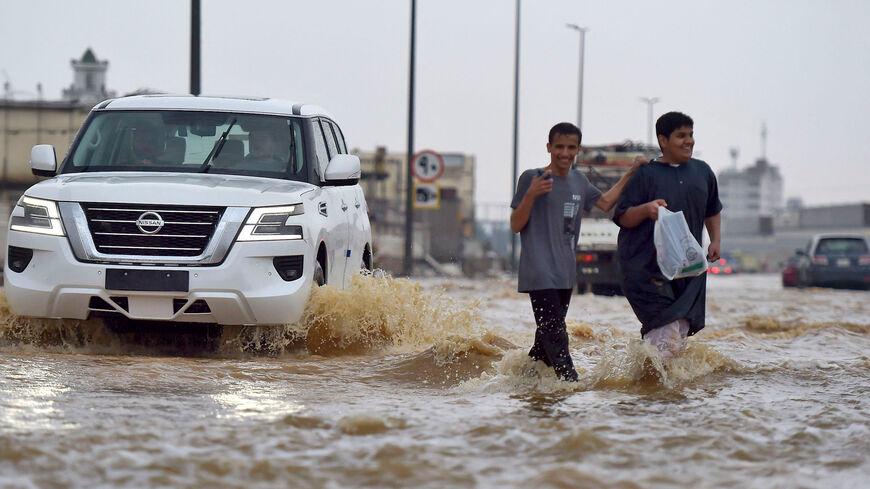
[565,23,587,32]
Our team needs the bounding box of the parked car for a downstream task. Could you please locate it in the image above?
[793,234,870,290]
[5,95,372,325]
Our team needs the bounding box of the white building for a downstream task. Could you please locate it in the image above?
[61,48,116,105]
[718,158,784,220]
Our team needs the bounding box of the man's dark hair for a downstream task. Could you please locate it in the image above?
[655,112,694,140]
[548,122,582,144]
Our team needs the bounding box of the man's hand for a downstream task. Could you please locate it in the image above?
[510,170,553,233]
[527,171,553,199]
[643,199,668,220]
[626,155,649,177]
[707,241,721,262]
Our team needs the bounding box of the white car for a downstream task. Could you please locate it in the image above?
[4,95,372,325]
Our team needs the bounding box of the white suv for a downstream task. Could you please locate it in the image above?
[5,95,372,325]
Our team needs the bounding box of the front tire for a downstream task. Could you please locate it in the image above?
[313,260,325,287]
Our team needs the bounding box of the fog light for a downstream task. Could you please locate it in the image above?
[8,246,33,273]
[273,255,304,281]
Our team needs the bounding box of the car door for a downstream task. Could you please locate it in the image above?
[312,119,350,288]
[325,120,368,279]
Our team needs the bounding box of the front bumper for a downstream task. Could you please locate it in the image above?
[4,230,314,325]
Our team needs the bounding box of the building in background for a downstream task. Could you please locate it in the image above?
[1,48,115,190]
[718,157,784,235]
[355,147,478,274]
[61,48,116,105]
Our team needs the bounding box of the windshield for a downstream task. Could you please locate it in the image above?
[816,237,868,255]
[63,110,307,181]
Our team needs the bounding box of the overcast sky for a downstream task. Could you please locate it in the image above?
[2,0,868,207]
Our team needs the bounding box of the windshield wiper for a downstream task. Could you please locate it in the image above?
[199,117,237,173]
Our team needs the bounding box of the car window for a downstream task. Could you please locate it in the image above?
[329,121,347,154]
[816,238,868,254]
[319,119,338,159]
[311,120,330,178]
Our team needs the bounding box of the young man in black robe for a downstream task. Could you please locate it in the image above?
[612,112,722,358]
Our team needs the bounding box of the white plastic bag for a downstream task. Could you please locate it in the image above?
[653,207,708,280]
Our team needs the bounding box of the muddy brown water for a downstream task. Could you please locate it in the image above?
[0,274,868,488]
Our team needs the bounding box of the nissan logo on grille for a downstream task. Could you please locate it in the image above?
[136,212,165,234]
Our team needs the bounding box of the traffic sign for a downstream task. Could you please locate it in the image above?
[411,149,445,183]
[413,182,440,210]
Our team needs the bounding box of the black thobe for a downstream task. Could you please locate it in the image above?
[613,159,722,337]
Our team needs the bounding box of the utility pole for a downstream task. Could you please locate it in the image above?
[190,0,201,95]
[403,0,417,277]
[510,0,521,272]
[36,83,43,148]
[639,96,659,147]
[566,24,587,132]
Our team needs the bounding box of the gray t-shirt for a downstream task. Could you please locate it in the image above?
[511,167,601,292]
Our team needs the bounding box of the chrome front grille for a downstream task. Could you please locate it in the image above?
[81,203,225,257]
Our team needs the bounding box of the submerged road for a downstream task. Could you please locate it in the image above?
[1,274,868,488]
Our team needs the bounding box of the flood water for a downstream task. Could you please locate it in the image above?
[1,274,868,488]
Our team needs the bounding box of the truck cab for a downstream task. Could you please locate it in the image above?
[575,141,658,295]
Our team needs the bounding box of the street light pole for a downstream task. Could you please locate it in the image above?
[510,0,521,272]
[565,24,587,132]
[403,0,417,277]
[190,0,201,96]
[639,96,659,147]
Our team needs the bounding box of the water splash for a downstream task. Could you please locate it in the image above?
[0,295,120,352]
[377,331,517,387]
[300,272,481,356]
[590,339,742,390]
[0,271,485,357]
[458,337,742,394]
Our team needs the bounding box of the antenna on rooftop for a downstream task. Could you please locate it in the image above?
[2,70,10,99]
[760,122,768,160]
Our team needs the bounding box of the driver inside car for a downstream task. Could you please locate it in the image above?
[245,128,289,165]
[127,122,167,166]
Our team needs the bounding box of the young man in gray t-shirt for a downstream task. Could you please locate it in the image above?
[510,122,641,381]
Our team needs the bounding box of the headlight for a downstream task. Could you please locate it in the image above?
[10,196,65,236]
[237,204,304,241]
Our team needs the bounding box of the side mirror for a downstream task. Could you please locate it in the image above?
[795,249,806,256]
[31,145,58,177]
[324,154,361,186]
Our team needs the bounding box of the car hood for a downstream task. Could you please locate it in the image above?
[25,172,320,207]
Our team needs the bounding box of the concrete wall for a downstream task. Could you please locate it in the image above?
[799,203,869,229]
[1,102,90,185]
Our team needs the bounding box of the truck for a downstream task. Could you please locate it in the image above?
[575,141,659,295]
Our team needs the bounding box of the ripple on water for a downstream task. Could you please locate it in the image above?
[337,414,406,436]
[525,466,644,489]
